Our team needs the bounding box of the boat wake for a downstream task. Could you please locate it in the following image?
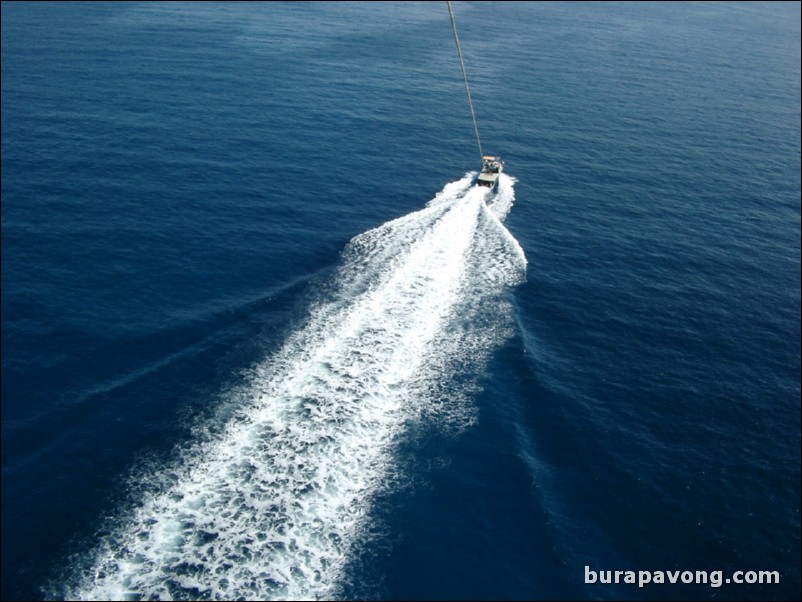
[66,174,526,601]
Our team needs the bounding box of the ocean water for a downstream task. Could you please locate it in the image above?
[1,2,799,600]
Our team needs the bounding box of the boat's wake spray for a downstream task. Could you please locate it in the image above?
[64,175,525,601]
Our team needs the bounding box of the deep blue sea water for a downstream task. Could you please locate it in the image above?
[2,2,800,600]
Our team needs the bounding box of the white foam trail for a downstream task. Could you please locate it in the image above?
[67,174,526,601]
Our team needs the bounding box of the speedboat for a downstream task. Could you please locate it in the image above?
[476,156,503,189]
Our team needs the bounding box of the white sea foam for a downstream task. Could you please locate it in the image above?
[68,174,526,601]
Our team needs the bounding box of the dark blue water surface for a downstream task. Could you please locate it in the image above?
[2,2,799,600]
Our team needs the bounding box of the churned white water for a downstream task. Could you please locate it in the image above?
[70,175,526,600]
